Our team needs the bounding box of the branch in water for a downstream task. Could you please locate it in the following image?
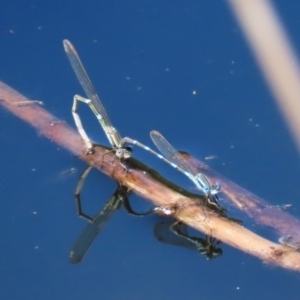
[1,81,300,272]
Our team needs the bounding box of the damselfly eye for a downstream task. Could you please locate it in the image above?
[125,146,133,153]
[213,182,221,191]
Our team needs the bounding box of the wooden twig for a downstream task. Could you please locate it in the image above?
[1,81,300,272]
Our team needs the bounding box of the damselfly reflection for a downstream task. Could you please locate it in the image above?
[154,220,223,259]
[71,165,224,263]
[70,182,153,264]
[70,181,222,263]
[74,165,153,222]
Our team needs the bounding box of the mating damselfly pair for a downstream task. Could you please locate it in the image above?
[63,39,222,212]
[63,39,224,264]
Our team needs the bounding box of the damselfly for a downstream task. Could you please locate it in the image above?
[63,40,132,160]
[122,131,222,209]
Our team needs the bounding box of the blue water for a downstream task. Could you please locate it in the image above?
[1,1,300,299]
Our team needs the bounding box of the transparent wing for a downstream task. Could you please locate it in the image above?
[69,206,116,264]
[150,130,199,177]
[69,187,126,264]
[63,39,114,130]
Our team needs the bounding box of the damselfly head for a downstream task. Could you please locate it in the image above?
[211,182,221,194]
[125,145,133,152]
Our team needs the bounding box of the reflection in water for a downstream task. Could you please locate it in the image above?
[154,220,223,259]
[70,178,153,264]
[70,166,224,264]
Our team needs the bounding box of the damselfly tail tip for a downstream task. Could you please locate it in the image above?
[69,251,82,264]
[150,130,159,137]
[63,39,74,52]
